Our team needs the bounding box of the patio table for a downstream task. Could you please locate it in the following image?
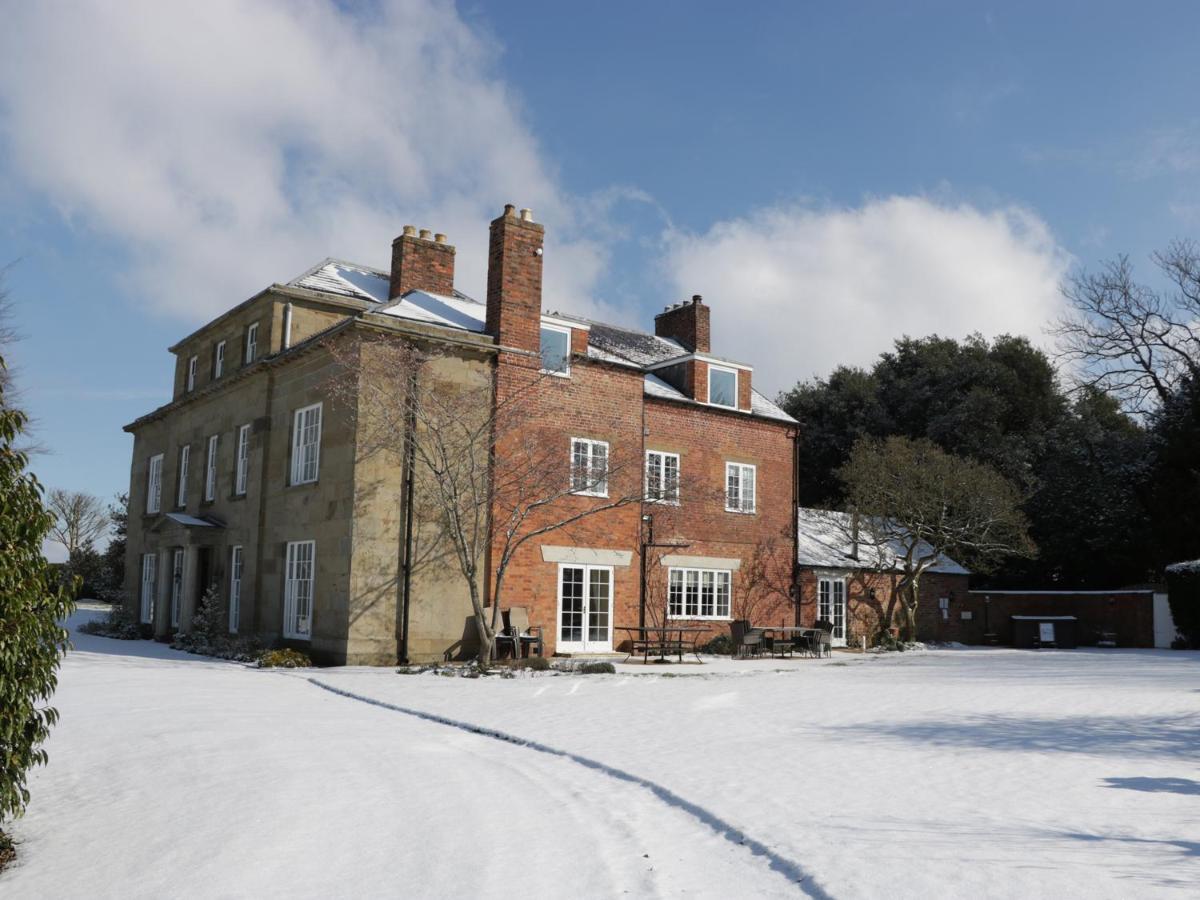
[758,625,818,657]
[617,626,708,663]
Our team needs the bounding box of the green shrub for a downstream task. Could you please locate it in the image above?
[700,634,733,655]
[77,595,142,640]
[0,376,75,835]
[519,655,550,671]
[257,648,312,668]
[579,661,615,674]
[1165,564,1200,648]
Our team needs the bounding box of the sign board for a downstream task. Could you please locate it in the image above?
[960,611,973,621]
[1039,622,1056,643]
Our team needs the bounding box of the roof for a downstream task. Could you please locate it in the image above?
[290,258,797,424]
[795,507,970,575]
[1165,558,1200,574]
[1011,615,1077,621]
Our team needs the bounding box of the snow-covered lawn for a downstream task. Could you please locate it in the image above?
[4,608,1198,899]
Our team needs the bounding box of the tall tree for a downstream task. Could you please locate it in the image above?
[0,354,74,843]
[1148,377,1200,567]
[838,437,1033,640]
[1054,242,1200,414]
[47,489,110,556]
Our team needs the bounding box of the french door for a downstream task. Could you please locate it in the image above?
[557,564,613,653]
[817,576,847,647]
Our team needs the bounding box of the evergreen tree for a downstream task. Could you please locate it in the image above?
[0,355,74,839]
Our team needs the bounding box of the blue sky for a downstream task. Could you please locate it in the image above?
[2,2,1198,552]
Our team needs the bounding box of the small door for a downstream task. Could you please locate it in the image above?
[1039,622,1056,644]
[818,576,847,647]
[557,564,613,653]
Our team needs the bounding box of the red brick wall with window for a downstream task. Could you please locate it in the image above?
[489,350,797,656]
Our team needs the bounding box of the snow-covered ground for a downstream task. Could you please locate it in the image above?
[4,607,1198,899]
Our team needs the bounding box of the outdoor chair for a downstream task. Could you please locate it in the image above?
[730,620,764,658]
[810,621,833,659]
[505,606,544,658]
[493,613,518,660]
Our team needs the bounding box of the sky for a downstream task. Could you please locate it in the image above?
[2,1,1199,556]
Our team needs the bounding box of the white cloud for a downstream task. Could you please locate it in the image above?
[660,197,1071,394]
[0,1,606,320]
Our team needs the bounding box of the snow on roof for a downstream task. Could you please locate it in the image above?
[165,512,221,528]
[1165,558,1200,574]
[289,259,391,302]
[580,319,687,367]
[795,507,970,575]
[289,258,795,422]
[376,289,486,333]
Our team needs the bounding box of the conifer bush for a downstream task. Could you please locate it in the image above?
[0,360,74,853]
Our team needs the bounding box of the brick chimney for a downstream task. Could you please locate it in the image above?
[486,205,544,351]
[655,294,710,353]
[389,225,456,299]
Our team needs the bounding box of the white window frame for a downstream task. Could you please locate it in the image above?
[204,434,218,501]
[570,437,609,497]
[283,540,315,639]
[290,402,322,485]
[556,562,614,653]
[140,553,158,624]
[146,453,164,514]
[667,567,732,620]
[539,323,572,377]
[235,423,250,495]
[707,364,738,409]
[645,450,680,504]
[229,545,243,634]
[244,322,258,364]
[186,355,198,392]
[817,575,848,647]
[170,548,184,628]
[176,445,190,508]
[214,340,226,379]
[725,461,756,514]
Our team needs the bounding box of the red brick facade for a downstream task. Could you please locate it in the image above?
[797,567,972,646]
[962,591,1155,647]
[483,209,797,656]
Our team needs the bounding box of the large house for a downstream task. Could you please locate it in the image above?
[123,207,798,663]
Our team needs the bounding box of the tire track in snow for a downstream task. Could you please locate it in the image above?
[308,677,831,898]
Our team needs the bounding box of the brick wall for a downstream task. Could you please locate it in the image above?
[798,568,972,645]
[489,350,796,656]
[389,229,455,298]
[963,591,1156,647]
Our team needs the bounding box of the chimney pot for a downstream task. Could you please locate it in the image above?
[503,203,516,217]
[434,233,447,244]
[692,294,702,304]
[419,228,432,240]
[520,208,533,222]
[402,224,416,236]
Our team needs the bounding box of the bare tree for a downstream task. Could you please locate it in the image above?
[328,330,651,666]
[47,489,110,555]
[836,437,1034,640]
[1055,242,1200,414]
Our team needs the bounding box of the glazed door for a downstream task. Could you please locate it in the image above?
[818,577,847,647]
[557,564,613,653]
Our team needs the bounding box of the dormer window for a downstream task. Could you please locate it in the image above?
[186,356,198,392]
[708,365,737,408]
[213,340,225,379]
[540,324,570,376]
[245,322,258,365]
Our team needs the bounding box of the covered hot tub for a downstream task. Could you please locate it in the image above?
[1011,615,1077,649]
